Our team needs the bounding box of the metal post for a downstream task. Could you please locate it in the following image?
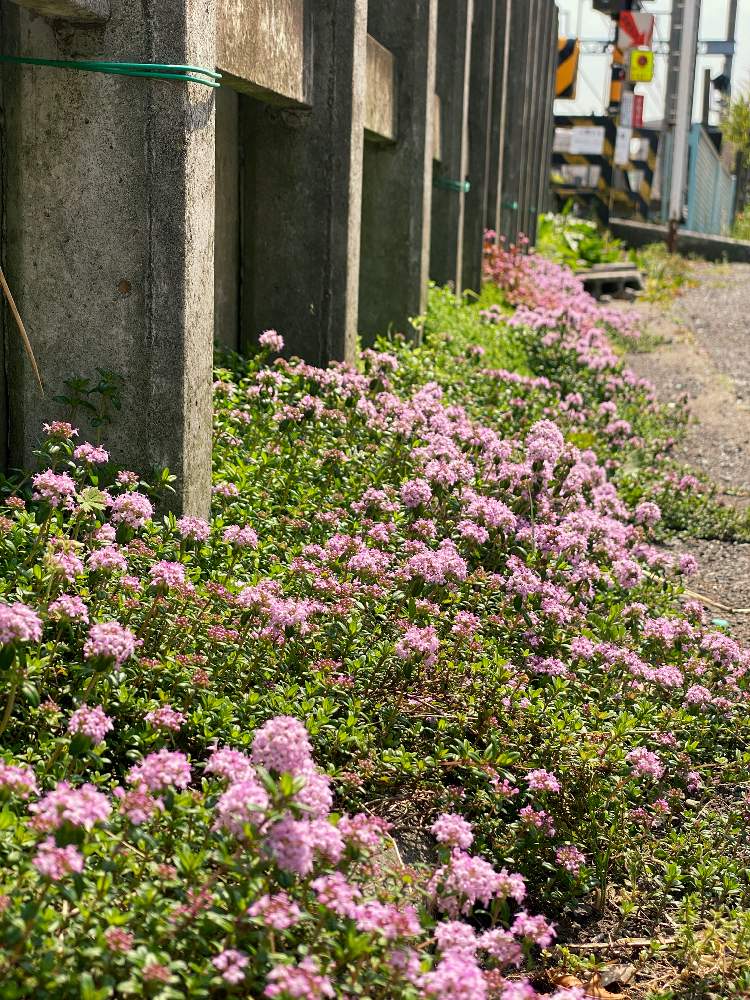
[668,0,699,244]
[725,0,739,93]
[701,66,711,127]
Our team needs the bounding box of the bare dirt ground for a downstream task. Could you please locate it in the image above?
[626,263,750,644]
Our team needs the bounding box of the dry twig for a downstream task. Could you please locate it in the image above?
[561,937,676,951]
[0,265,44,393]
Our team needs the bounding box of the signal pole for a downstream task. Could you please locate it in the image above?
[667,0,700,249]
[725,0,739,93]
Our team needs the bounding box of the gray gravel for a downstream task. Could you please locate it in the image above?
[625,263,750,643]
[663,537,750,645]
[627,263,750,499]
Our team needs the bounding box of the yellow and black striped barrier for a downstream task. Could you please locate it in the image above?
[552,115,659,222]
[556,38,580,100]
[608,47,625,114]
[625,129,659,218]
[551,115,616,222]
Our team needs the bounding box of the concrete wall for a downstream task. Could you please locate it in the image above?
[610,218,750,263]
[0,0,215,515]
[11,0,108,19]
[0,0,559,508]
[364,35,396,142]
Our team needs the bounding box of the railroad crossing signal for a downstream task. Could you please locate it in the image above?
[617,12,655,51]
[629,49,654,83]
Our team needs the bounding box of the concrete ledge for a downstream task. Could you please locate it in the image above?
[364,35,396,143]
[217,0,308,107]
[610,218,750,264]
[10,0,109,21]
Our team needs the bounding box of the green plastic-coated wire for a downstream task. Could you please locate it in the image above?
[0,54,221,88]
[434,177,471,194]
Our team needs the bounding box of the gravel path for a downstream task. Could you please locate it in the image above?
[625,263,750,644]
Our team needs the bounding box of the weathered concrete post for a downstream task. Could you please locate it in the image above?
[539,1,558,217]
[0,0,215,516]
[487,0,512,238]
[462,0,496,291]
[239,2,367,366]
[518,0,541,239]
[359,0,437,343]
[430,0,473,290]
[500,0,530,240]
[527,0,556,241]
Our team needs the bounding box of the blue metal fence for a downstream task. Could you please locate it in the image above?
[686,125,736,235]
[661,125,736,235]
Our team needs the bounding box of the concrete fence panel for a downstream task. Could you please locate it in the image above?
[0,0,559,511]
[359,0,437,343]
[0,0,216,515]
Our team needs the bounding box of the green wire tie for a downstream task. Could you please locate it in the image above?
[0,54,221,88]
[502,199,519,210]
[435,177,471,194]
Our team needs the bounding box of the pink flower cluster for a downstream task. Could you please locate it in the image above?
[145,704,185,732]
[259,329,285,353]
[84,621,136,667]
[33,838,84,881]
[0,602,42,645]
[526,769,561,793]
[395,625,440,666]
[87,546,127,574]
[223,525,259,548]
[109,491,153,529]
[32,470,76,508]
[626,746,665,781]
[400,478,433,509]
[430,840,527,918]
[149,560,186,590]
[265,958,333,998]
[0,761,38,799]
[247,891,302,930]
[68,704,113,744]
[48,594,89,623]
[73,442,109,465]
[177,516,211,542]
[30,782,111,831]
[127,750,191,792]
[250,715,314,775]
[431,812,474,850]
[212,949,249,985]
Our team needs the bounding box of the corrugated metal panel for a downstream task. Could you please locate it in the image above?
[674,125,737,235]
[687,127,717,232]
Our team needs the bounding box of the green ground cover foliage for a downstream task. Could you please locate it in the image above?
[1,249,750,997]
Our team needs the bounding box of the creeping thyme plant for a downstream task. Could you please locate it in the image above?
[1,240,750,998]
